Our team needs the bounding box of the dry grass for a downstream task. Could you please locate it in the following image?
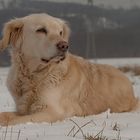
[68,119,122,140]
[119,65,140,76]
[85,127,108,140]
[0,126,21,140]
[112,122,120,131]
[85,136,108,140]
[85,122,122,140]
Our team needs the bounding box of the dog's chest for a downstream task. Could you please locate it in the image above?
[41,87,64,114]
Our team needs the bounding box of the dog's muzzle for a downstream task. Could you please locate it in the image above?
[41,41,68,64]
[56,41,69,52]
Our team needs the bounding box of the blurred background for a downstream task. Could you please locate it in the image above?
[0,0,140,66]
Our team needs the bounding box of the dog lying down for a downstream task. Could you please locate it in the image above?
[0,13,138,125]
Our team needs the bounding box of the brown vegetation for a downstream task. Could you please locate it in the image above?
[119,65,140,76]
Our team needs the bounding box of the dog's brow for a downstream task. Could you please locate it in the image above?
[36,26,47,34]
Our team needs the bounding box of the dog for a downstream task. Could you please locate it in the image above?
[0,13,137,125]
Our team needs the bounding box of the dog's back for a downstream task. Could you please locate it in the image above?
[64,54,137,115]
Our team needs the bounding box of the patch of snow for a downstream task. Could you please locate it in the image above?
[92,57,140,67]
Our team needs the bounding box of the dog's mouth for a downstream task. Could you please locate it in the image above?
[41,54,66,64]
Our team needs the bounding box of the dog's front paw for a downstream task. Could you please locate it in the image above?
[0,112,17,126]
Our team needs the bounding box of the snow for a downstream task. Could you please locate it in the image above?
[92,57,140,67]
[0,58,140,140]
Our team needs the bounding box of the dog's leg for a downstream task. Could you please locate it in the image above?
[0,112,17,126]
[0,110,64,126]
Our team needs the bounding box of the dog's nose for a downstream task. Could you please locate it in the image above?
[56,41,69,52]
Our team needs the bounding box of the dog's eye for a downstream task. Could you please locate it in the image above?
[36,28,47,34]
[60,31,63,36]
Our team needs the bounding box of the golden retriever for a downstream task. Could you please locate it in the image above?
[0,13,137,125]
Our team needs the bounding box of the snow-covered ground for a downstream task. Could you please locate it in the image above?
[0,58,140,140]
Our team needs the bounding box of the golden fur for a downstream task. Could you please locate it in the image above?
[0,13,137,126]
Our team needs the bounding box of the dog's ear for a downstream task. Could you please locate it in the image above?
[0,18,24,51]
[63,22,71,42]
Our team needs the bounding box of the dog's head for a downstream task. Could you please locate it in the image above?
[1,13,70,62]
